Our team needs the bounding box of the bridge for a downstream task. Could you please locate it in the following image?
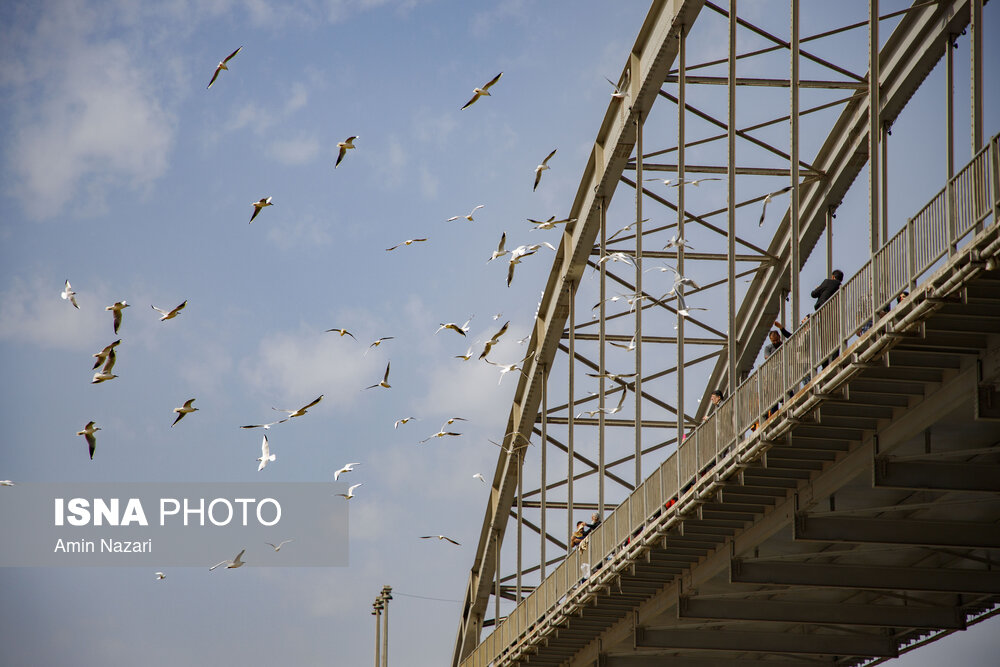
[452,1,999,666]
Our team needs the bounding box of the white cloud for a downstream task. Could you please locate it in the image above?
[267,135,322,165]
[0,276,115,351]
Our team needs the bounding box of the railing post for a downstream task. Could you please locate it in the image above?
[907,216,917,291]
[992,137,1000,227]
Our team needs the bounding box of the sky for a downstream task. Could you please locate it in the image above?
[0,1,997,665]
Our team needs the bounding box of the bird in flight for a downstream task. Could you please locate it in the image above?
[325,327,357,340]
[76,421,101,460]
[675,293,708,318]
[61,280,79,309]
[608,334,637,352]
[418,430,462,444]
[528,216,575,231]
[105,301,129,334]
[507,242,555,287]
[91,347,118,384]
[239,419,286,430]
[472,473,486,484]
[533,149,557,191]
[207,46,242,89]
[364,362,391,390]
[385,238,427,251]
[92,339,121,370]
[152,300,187,322]
[758,184,793,226]
[437,316,473,337]
[420,535,460,546]
[209,548,246,571]
[171,399,199,427]
[447,205,484,222]
[394,416,416,429]
[336,483,363,500]
[606,76,627,99]
[257,434,275,471]
[155,572,166,580]
[461,72,502,110]
[334,462,359,481]
[364,337,394,357]
[265,540,294,552]
[272,395,324,419]
[485,351,534,385]
[443,417,468,426]
[479,320,509,360]
[487,232,509,262]
[249,196,272,224]
[663,234,694,251]
[335,136,358,168]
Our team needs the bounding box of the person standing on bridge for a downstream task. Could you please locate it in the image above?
[811,269,843,310]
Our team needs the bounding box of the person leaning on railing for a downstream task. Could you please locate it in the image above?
[701,389,724,422]
[811,269,844,370]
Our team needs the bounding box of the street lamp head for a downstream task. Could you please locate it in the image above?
[381,585,393,600]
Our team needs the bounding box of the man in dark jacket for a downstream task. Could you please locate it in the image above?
[811,269,843,310]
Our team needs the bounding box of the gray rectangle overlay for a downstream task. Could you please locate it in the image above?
[0,483,349,567]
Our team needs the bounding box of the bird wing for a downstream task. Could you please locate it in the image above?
[542,149,557,166]
[183,399,196,409]
[112,309,122,333]
[260,435,270,457]
[209,560,229,571]
[444,537,461,545]
[298,395,324,412]
[382,362,390,383]
[222,46,242,64]
[348,483,362,494]
[102,348,117,373]
[335,145,347,167]
[385,243,401,251]
[533,169,543,191]
[482,72,503,91]
[460,92,480,110]
[86,433,97,459]
[171,412,185,427]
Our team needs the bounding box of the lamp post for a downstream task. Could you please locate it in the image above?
[380,585,392,667]
[372,596,384,667]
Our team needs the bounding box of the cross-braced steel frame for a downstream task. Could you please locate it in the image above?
[453,1,990,663]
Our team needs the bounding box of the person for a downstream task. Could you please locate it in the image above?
[702,389,724,422]
[811,269,843,310]
[582,512,601,537]
[763,321,793,358]
[570,521,586,548]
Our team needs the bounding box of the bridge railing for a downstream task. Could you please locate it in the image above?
[460,135,1000,667]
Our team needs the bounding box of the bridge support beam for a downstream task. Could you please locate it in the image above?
[634,627,898,657]
[874,460,1000,492]
[794,514,1000,548]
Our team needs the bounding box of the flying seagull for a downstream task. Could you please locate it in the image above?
[437,316,473,337]
[91,348,117,384]
[325,328,357,340]
[105,301,129,334]
[364,336,394,357]
[487,232,509,262]
[663,234,694,251]
[334,462,360,481]
[335,136,358,168]
[528,216,575,231]
[443,416,468,426]
[479,320,509,360]
[171,398,199,427]
[61,280,79,309]
[265,540,294,552]
[152,300,187,322]
[533,149,557,191]
[418,430,462,444]
[76,421,101,460]
[472,473,486,484]
[645,176,723,188]
[92,339,121,370]
[240,419,286,430]
[336,483,363,500]
[386,238,427,251]
[209,548,246,571]
[0,481,15,487]
[507,242,556,287]
[485,351,534,385]
[272,395,323,419]
[758,185,794,226]
[447,205,484,222]
[155,572,166,580]
[249,196,272,224]
[364,362,391,390]
[394,416,416,429]
[207,46,242,89]
[606,76,627,99]
[420,535,461,546]
[257,434,275,471]
[461,72,502,110]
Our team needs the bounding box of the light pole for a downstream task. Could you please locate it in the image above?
[372,596,384,667]
[380,585,392,667]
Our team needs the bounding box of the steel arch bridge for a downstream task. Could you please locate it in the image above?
[453,1,998,666]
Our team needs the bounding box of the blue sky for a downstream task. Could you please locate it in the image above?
[1,1,997,665]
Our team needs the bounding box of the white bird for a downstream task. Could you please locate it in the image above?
[386,238,427,251]
[394,417,416,429]
[336,483,363,500]
[758,185,793,226]
[419,430,462,444]
[606,76,627,99]
[257,434,275,471]
[325,327,357,340]
[488,232,509,262]
[335,136,358,168]
[437,316,473,337]
[663,234,694,251]
[265,540,294,552]
[0,481,15,486]
[334,462,360,481]
[92,339,120,370]
[239,419,287,430]
[209,548,246,571]
[486,351,534,385]
[91,355,118,384]
[105,301,129,334]
[171,399,199,427]
[472,473,486,484]
[608,334,637,352]
[207,46,242,89]
[61,280,79,309]
[443,416,468,426]
[528,216,576,231]
[76,421,101,460]
[461,71,502,110]
[492,312,503,320]
[507,242,556,286]
[479,320,509,360]
[420,535,460,545]
[151,300,187,322]
[607,218,649,241]
[533,149,557,191]
[249,196,272,224]
[272,395,324,418]
[455,344,477,361]
[645,176,723,188]
[365,336,394,353]
[364,363,391,390]
[155,572,166,580]
[675,293,708,317]
[586,370,637,384]
[447,205,485,222]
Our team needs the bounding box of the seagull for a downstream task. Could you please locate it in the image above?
[485,351,534,385]
[0,481,15,486]
[472,473,486,484]
[606,76,627,99]
[335,136,358,168]
[455,343,477,361]
[207,46,242,89]
[172,399,199,427]
[152,300,187,322]
[533,149,557,191]
[663,234,694,251]
[443,416,468,426]
[645,176,723,188]
[487,232,509,262]
[155,572,166,580]
[603,389,629,415]
[758,185,793,226]
[334,462,360,481]
[418,430,462,444]
[437,316,473,337]
[607,218,650,241]
[240,419,287,430]
[586,370,637,383]
[272,395,323,418]
[675,293,708,317]
[92,339,121,370]
[394,417,416,429]
[325,327,357,340]
[492,312,503,320]
[265,540,294,552]
[479,320,509,360]
[386,238,427,251]
[91,346,117,383]
[447,205,484,222]
[507,242,556,286]
[249,196,273,224]
[364,337,394,357]
[256,434,275,471]
[654,265,700,293]
[420,535,461,545]
[209,548,246,571]
[336,483,363,500]
[105,301,129,334]
[461,71,502,110]
[597,252,636,268]
[608,334,637,352]
[528,216,576,231]
[364,362,391,390]
[76,421,101,460]
[61,280,79,309]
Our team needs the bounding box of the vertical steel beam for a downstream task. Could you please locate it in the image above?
[971,0,984,152]
[373,602,382,667]
[790,0,801,324]
[677,23,687,449]
[946,31,956,255]
[598,199,607,519]
[540,365,547,579]
[881,122,889,243]
[634,112,644,487]
[567,282,576,547]
[727,0,737,394]
[381,587,391,667]
[826,207,834,279]
[494,531,500,627]
[868,0,880,254]
[515,448,522,602]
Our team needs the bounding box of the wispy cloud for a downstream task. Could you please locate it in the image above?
[267,135,322,165]
[0,276,108,350]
